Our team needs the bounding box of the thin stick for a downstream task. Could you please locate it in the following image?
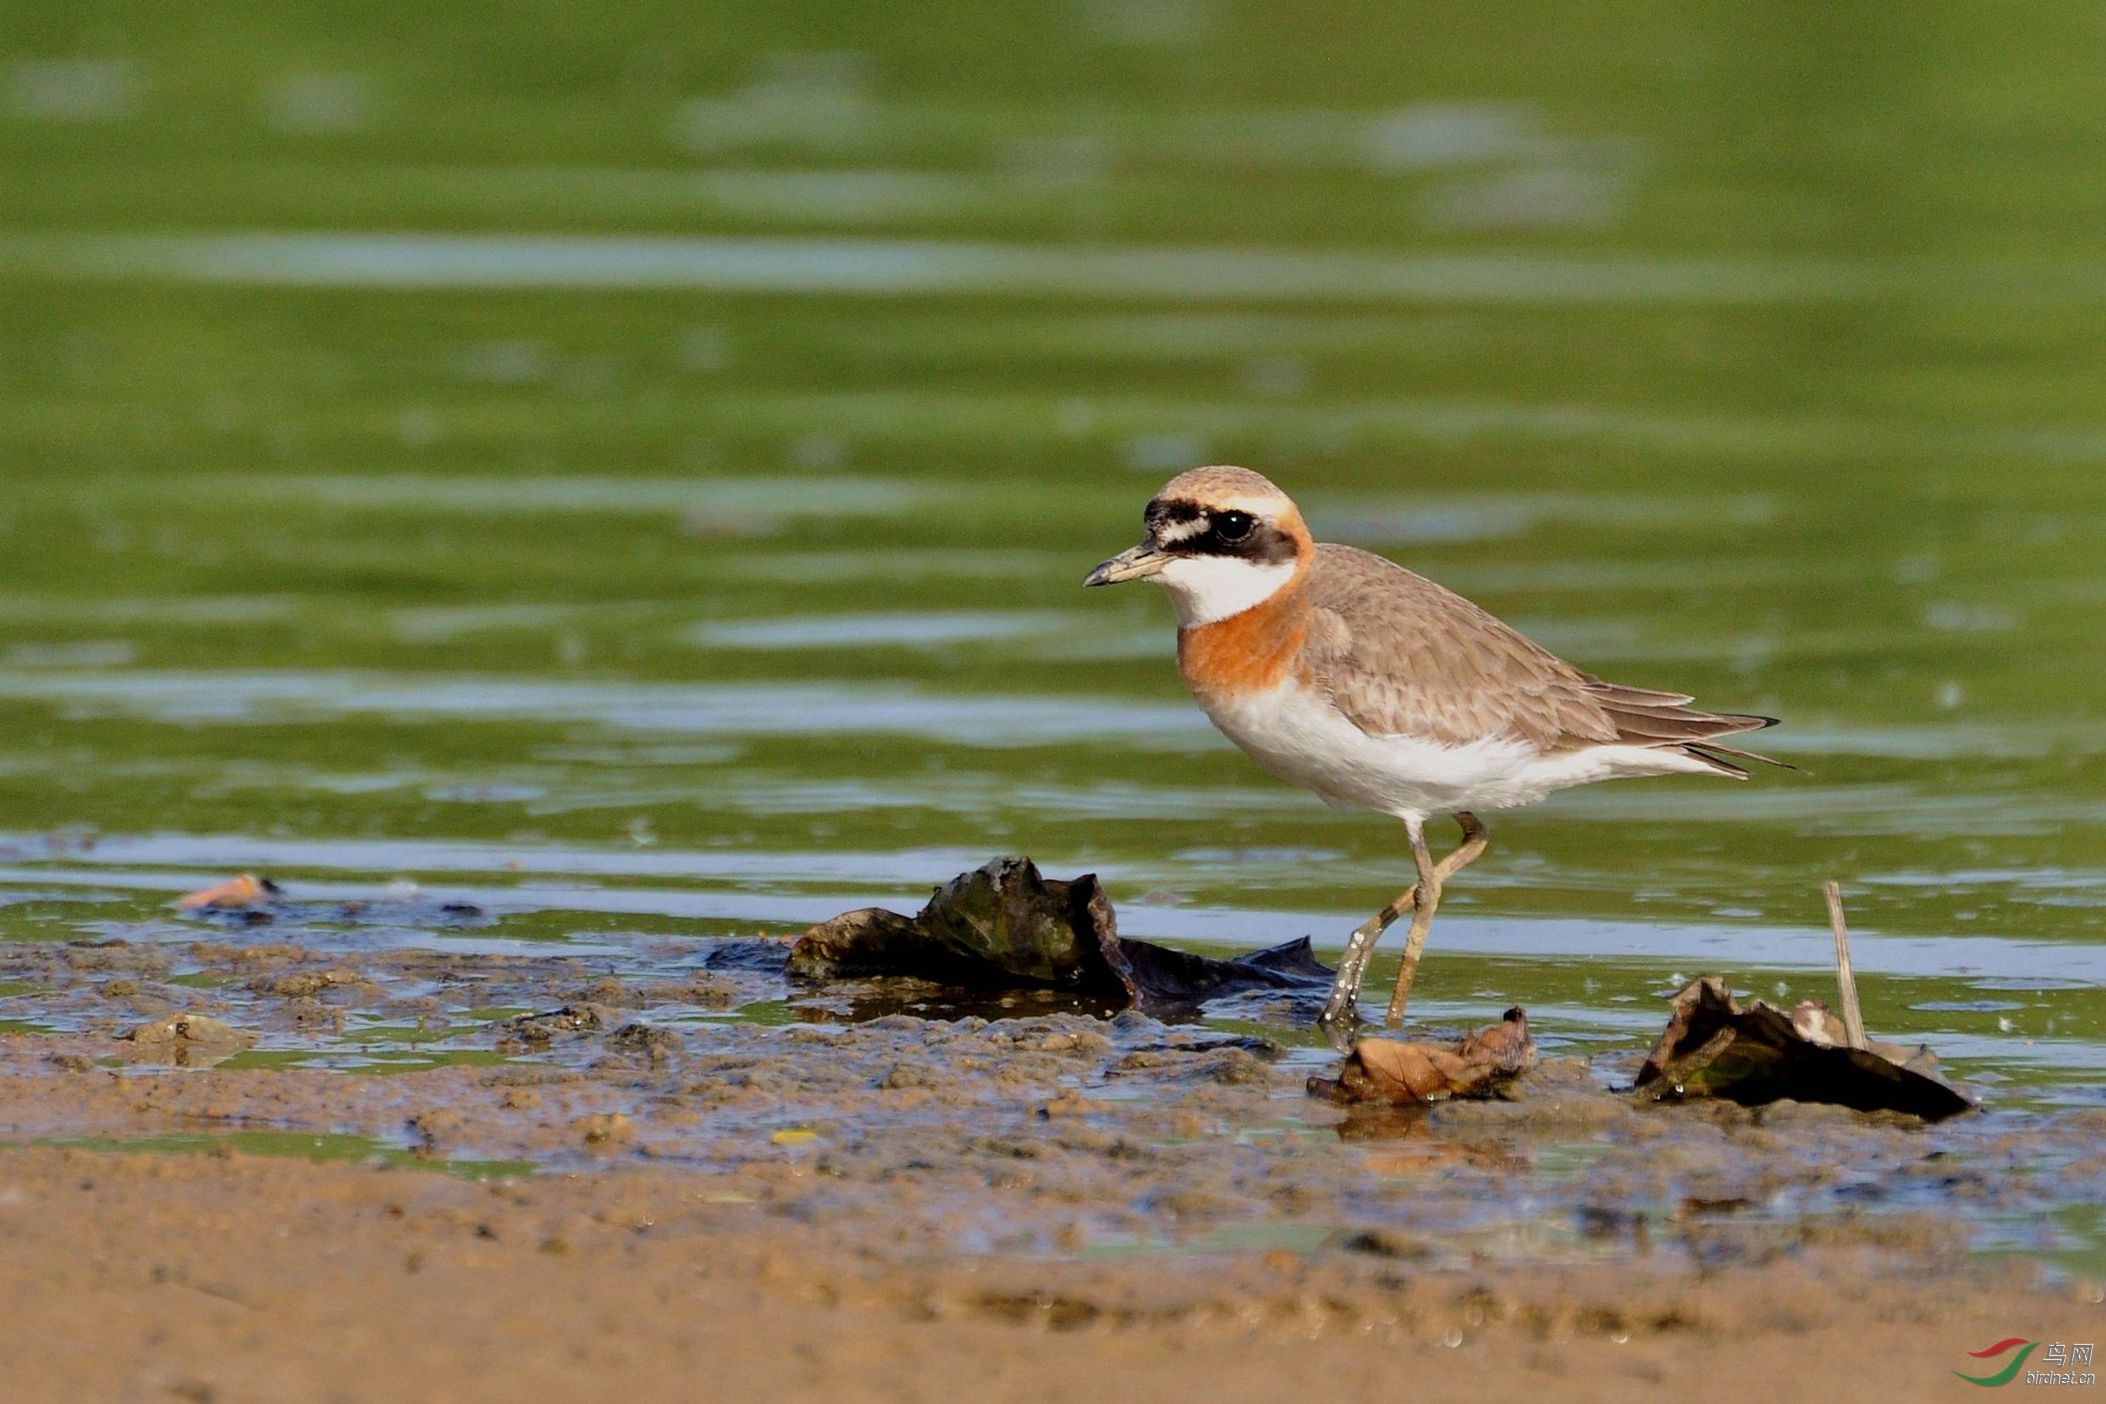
[1822,880,1868,1051]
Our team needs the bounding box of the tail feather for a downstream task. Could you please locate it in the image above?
[1585,680,1788,777]
[1688,734,1795,772]
[1578,674,1697,708]
[1604,708,1759,744]
[1681,745,1753,779]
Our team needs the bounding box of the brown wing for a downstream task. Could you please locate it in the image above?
[1301,544,1777,770]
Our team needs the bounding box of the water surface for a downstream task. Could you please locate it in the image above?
[0,2,2100,1108]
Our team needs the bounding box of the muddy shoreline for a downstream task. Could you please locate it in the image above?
[1,922,2101,1400]
[3,1144,2092,1404]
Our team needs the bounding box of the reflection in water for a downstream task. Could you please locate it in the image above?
[788,977,1130,1026]
[3,231,1889,302]
[0,670,1208,745]
[1333,1105,1533,1177]
[692,609,1080,649]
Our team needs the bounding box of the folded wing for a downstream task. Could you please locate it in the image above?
[1301,544,1777,775]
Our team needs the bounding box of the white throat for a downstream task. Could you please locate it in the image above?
[1156,556,1296,628]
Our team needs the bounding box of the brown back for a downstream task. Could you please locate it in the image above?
[1299,544,1771,765]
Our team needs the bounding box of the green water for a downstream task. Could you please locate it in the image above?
[0,4,2101,1097]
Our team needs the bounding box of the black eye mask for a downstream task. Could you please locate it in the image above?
[1142,499,1297,564]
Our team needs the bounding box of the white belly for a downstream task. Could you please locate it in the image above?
[1196,679,1715,820]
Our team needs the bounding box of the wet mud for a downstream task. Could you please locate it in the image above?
[0,915,2101,1399]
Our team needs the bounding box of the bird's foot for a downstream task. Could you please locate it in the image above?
[1316,993,1362,1054]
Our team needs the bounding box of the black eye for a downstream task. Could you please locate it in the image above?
[1215,510,1255,543]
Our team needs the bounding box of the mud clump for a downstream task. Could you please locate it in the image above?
[258,967,382,1002]
[1336,1226,1433,1259]
[605,1023,682,1066]
[574,1112,634,1149]
[408,1107,467,1154]
[505,1005,612,1045]
[640,975,739,1009]
[119,1012,255,1066]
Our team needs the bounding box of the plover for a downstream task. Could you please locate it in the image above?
[1085,466,1778,1042]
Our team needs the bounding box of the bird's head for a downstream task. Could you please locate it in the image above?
[1084,466,1311,626]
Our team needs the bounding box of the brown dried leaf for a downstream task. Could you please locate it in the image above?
[176,873,283,911]
[1309,1008,1536,1106]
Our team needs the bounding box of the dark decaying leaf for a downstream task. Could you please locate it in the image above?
[1308,1008,1536,1106]
[1633,976,1974,1121]
[1115,932,1333,1005]
[787,856,1331,1013]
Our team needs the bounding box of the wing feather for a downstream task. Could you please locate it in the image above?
[1300,544,1777,760]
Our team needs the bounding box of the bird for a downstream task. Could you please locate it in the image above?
[1084,465,1779,1045]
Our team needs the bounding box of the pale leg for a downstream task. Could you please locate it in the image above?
[1320,872,1417,1037]
[1384,811,1488,1026]
[1317,812,1489,1046]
